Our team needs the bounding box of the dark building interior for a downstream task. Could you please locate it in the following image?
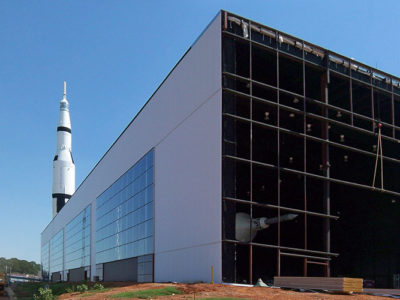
[221,12,400,288]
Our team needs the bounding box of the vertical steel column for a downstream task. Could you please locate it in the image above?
[371,74,375,132]
[392,79,395,138]
[249,20,253,285]
[349,59,354,126]
[302,42,308,277]
[276,32,281,277]
[277,248,281,277]
[322,54,331,277]
[223,11,228,31]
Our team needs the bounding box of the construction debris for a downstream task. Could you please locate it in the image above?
[254,278,268,287]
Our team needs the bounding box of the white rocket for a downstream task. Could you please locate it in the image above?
[52,81,75,218]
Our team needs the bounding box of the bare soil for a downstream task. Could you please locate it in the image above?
[58,282,396,299]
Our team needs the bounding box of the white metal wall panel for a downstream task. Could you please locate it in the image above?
[155,242,221,284]
[154,90,222,282]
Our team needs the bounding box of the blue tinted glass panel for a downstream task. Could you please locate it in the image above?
[49,230,63,273]
[41,242,50,280]
[96,149,154,264]
[65,205,91,270]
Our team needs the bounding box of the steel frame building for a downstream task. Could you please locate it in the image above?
[41,11,400,288]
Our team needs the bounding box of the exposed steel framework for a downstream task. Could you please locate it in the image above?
[221,11,400,286]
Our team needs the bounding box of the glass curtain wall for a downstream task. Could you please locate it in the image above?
[221,12,400,287]
[96,150,154,267]
[41,242,50,281]
[64,205,91,278]
[49,230,63,279]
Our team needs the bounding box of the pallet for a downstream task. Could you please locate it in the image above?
[274,276,363,293]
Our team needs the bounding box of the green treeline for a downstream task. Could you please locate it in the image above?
[0,257,40,275]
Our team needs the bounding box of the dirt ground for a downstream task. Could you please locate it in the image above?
[58,282,398,299]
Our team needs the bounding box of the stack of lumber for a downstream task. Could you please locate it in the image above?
[274,277,363,293]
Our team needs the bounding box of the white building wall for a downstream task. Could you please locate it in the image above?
[155,90,221,283]
[41,12,222,282]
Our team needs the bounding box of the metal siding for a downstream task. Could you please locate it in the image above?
[69,267,85,282]
[154,12,222,283]
[104,258,138,282]
[51,272,61,282]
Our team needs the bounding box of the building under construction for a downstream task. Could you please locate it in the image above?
[221,11,400,288]
[41,11,400,288]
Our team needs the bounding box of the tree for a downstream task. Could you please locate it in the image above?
[0,257,40,275]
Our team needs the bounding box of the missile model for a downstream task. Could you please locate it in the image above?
[52,82,75,217]
[235,212,298,242]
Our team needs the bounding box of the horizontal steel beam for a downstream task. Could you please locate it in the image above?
[222,24,400,87]
[280,251,331,261]
[223,196,339,220]
[223,154,400,198]
[223,110,400,165]
[223,239,339,257]
[222,76,400,142]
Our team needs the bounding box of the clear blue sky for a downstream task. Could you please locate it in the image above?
[0,0,399,264]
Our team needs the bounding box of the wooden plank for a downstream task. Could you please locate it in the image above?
[274,277,363,293]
